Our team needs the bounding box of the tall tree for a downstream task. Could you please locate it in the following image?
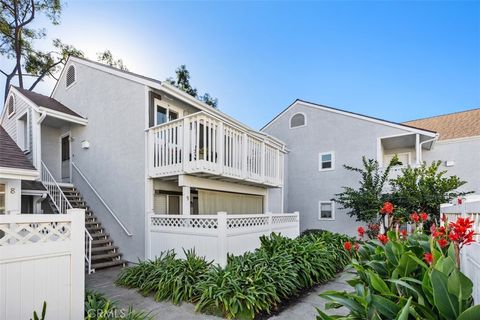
[166,65,218,108]
[0,0,78,99]
[97,50,128,71]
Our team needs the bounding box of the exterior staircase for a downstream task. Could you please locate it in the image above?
[59,186,126,271]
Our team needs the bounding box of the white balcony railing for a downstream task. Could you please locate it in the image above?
[148,112,285,186]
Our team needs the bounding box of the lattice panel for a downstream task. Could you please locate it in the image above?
[0,221,71,245]
[151,217,218,229]
[227,217,269,229]
[272,215,298,224]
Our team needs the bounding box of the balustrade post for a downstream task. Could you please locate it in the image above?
[147,129,154,175]
[294,211,300,236]
[242,133,248,179]
[261,140,266,183]
[182,118,190,171]
[217,212,228,267]
[217,122,224,174]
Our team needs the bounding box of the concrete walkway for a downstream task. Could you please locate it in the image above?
[86,267,351,319]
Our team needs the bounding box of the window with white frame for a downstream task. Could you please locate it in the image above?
[7,95,15,118]
[319,151,334,171]
[66,65,76,88]
[290,112,306,128]
[319,201,335,220]
[154,98,180,126]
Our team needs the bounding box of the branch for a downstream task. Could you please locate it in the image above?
[28,60,63,90]
[18,0,35,28]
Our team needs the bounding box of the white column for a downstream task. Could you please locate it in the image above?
[182,186,191,215]
[217,212,227,267]
[67,208,85,319]
[415,133,421,165]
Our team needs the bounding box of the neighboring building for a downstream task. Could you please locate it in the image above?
[0,126,39,216]
[0,56,289,270]
[262,100,480,235]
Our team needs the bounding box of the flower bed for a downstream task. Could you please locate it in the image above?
[116,230,352,319]
[318,204,480,320]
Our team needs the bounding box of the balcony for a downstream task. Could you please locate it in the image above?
[147,111,285,187]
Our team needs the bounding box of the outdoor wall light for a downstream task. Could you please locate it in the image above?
[81,140,90,149]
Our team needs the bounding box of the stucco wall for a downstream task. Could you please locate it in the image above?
[52,61,147,261]
[263,103,414,235]
[423,138,480,193]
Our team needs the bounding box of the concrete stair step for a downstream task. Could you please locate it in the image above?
[91,252,122,261]
[91,259,126,270]
[91,245,118,253]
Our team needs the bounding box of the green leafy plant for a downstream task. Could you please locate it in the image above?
[85,290,153,320]
[334,156,400,223]
[390,161,471,224]
[116,231,352,319]
[317,211,478,320]
[31,301,46,320]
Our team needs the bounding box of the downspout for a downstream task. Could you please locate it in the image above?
[417,134,439,164]
[37,110,47,124]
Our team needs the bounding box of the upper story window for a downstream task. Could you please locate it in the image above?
[154,98,181,126]
[7,95,15,118]
[319,151,335,171]
[66,65,76,88]
[319,201,335,220]
[290,112,306,128]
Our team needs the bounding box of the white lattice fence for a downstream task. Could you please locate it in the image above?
[0,211,85,320]
[148,212,299,266]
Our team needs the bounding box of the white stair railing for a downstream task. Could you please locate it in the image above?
[40,161,94,274]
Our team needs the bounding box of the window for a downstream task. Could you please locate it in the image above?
[290,113,306,128]
[66,65,76,88]
[319,151,334,171]
[319,201,335,220]
[384,153,410,167]
[154,98,181,126]
[153,191,181,215]
[7,95,15,118]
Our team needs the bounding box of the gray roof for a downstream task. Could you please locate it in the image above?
[14,86,84,119]
[0,126,36,171]
[21,180,46,191]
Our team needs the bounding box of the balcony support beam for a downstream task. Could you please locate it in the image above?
[182,186,191,215]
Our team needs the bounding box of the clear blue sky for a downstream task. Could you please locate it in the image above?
[1,1,479,129]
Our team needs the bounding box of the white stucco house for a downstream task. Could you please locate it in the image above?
[262,100,480,235]
[0,57,298,272]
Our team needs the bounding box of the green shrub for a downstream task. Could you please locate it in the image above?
[115,230,351,319]
[117,249,211,304]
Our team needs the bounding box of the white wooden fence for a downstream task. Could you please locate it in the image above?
[147,212,299,266]
[0,210,85,320]
[148,111,285,186]
[440,197,480,304]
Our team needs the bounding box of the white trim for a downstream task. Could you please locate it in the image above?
[15,109,30,152]
[319,151,335,171]
[437,135,480,144]
[65,64,77,89]
[6,94,15,118]
[262,100,437,137]
[289,112,307,129]
[318,200,335,220]
[37,107,88,125]
[153,97,182,126]
[0,166,38,180]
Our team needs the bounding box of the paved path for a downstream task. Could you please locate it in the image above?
[86,267,351,319]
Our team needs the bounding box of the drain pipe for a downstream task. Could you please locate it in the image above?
[417,134,439,164]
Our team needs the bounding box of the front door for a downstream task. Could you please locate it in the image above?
[61,135,71,182]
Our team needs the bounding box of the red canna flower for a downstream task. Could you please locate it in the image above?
[449,217,476,248]
[441,214,448,223]
[400,229,408,238]
[424,252,433,265]
[357,226,365,238]
[438,238,448,248]
[410,212,420,223]
[457,197,463,205]
[343,241,352,251]
[380,202,394,215]
[354,242,360,251]
[420,212,428,222]
[377,234,389,245]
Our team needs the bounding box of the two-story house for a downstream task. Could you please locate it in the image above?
[0,56,290,271]
[262,100,480,235]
